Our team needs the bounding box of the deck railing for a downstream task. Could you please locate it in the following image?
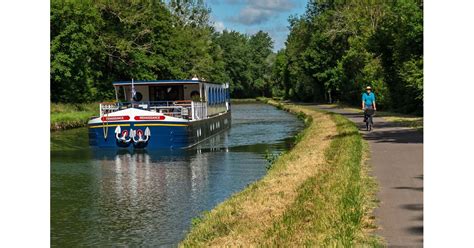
[191,101,207,120]
[99,100,225,121]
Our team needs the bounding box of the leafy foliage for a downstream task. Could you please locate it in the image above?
[272,0,423,114]
[51,0,423,114]
[50,0,274,103]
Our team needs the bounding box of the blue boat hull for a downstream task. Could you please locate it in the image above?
[88,111,231,149]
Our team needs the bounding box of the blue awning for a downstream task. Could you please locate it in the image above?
[112,80,222,86]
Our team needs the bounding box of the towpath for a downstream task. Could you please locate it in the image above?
[312,104,423,247]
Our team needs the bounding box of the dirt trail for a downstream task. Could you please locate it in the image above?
[312,105,423,247]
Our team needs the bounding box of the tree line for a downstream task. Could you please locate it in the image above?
[51,0,274,103]
[273,0,423,114]
[51,0,422,114]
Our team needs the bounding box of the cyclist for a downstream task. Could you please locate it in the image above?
[362,86,376,124]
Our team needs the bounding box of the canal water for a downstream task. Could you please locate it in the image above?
[51,102,303,247]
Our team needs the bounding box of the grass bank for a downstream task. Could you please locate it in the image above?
[230,98,258,103]
[181,100,381,246]
[50,103,98,131]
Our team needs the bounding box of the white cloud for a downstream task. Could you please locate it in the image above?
[228,0,296,25]
[235,8,273,25]
[245,25,289,51]
[251,0,295,11]
[213,21,225,32]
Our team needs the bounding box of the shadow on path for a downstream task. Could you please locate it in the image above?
[363,128,423,144]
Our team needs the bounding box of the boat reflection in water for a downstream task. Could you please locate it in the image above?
[84,133,262,246]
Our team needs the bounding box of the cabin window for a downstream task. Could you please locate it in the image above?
[133,91,143,101]
[213,88,217,104]
[149,85,184,101]
[116,86,126,101]
[213,88,216,105]
[208,88,212,105]
[201,84,206,101]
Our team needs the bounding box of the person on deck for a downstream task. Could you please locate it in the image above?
[362,86,376,122]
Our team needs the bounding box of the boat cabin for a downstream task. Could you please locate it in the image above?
[100,79,230,121]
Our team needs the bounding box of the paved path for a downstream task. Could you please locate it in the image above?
[312,105,423,247]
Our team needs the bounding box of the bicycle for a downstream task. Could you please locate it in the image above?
[364,108,375,131]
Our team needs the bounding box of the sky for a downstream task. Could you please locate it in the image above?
[207,0,308,51]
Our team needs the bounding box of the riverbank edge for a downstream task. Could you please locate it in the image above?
[180,99,382,246]
[230,98,259,103]
[50,103,98,131]
[50,116,93,131]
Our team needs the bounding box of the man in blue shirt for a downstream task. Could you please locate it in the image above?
[362,86,376,110]
[362,86,376,122]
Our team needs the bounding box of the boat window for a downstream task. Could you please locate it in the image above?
[213,88,216,104]
[116,86,126,101]
[212,88,215,105]
[209,88,213,105]
[201,84,206,101]
[214,88,217,104]
[149,85,184,101]
[133,91,143,101]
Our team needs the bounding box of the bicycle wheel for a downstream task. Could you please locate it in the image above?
[366,119,370,131]
[368,116,373,131]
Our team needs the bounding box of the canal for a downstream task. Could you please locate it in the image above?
[51,102,303,247]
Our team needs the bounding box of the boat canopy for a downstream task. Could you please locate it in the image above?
[112,79,229,103]
[112,79,222,86]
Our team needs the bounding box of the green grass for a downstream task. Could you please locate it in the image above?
[262,112,381,246]
[50,103,98,131]
[180,101,382,246]
[382,115,423,130]
[230,98,258,103]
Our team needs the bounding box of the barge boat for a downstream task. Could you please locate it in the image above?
[88,79,231,149]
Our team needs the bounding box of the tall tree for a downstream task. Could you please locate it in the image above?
[248,31,274,96]
[273,0,423,114]
[51,0,103,102]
